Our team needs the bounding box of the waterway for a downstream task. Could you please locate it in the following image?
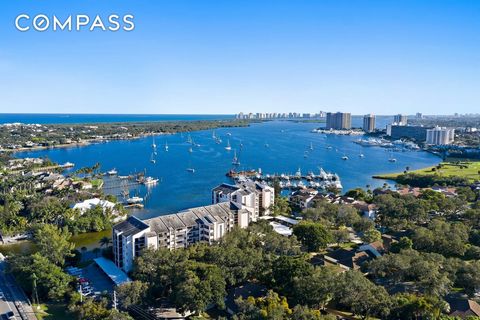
[15,120,441,219]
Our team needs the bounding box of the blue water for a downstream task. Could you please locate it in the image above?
[0,113,234,124]
[15,121,440,219]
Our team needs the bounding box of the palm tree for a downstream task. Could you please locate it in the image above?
[99,236,111,248]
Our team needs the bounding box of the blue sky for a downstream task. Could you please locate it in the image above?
[0,0,479,115]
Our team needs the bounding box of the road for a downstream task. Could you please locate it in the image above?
[0,255,37,320]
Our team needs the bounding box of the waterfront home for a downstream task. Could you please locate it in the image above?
[212,180,275,219]
[112,201,251,272]
[72,198,116,214]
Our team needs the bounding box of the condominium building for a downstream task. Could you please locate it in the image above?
[393,114,408,126]
[388,125,432,142]
[362,114,376,133]
[212,181,275,219]
[326,112,352,130]
[112,201,250,272]
[426,127,455,145]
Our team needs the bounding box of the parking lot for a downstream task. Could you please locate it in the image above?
[66,262,114,299]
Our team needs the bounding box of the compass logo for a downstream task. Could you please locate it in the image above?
[15,14,135,32]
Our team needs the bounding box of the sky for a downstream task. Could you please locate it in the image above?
[0,0,479,115]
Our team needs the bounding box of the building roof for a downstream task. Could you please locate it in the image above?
[94,257,131,286]
[447,297,480,317]
[225,282,268,314]
[324,248,371,270]
[212,183,240,194]
[113,216,149,237]
[145,202,236,234]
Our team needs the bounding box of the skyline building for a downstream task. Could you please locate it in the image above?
[394,114,408,125]
[363,114,376,133]
[426,127,455,145]
[326,112,352,130]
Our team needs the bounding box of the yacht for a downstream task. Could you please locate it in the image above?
[188,147,193,153]
[107,168,117,175]
[127,196,143,204]
[388,158,397,163]
[359,154,365,158]
[342,156,349,160]
[142,176,159,185]
[225,140,232,151]
[186,168,195,173]
[165,141,169,152]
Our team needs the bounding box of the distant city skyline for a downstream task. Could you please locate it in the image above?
[1,1,479,115]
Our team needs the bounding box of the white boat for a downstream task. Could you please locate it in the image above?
[127,196,143,204]
[309,142,314,151]
[165,141,169,151]
[225,140,232,151]
[107,169,117,175]
[188,147,193,153]
[187,168,195,173]
[142,177,159,185]
[152,137,157,149]
[359,154,365,158]
[187,135,193,144]
[232,150,240,166]
[342,156,349,160]
[389,158,397,162]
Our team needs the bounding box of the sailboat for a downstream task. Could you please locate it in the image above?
[225,140,232,151]
[342,154,349,160]
[152,136,157,149]
[165,141,169,152]
[186,135,193,144]
[309,142,314,151]
[188,147,193,153]
[150,152,156,164]
[232,150,240,166]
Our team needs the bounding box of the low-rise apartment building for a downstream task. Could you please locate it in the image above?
[113,201,250,272]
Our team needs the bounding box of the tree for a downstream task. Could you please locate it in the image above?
[389,293,448,320]
[271,256,312,296]
[116,281,148,308]
[99,236,111,248]
[235,290,292,320]
[291,305,336,320]
[9,253,72,301]
[171,261,226,313]
[272,196,292,216]
[34,224,74,266]
[390,237,413,253]
[335,270,391,319]
[292,266,337,309]
[361,228,381,244]
[293,221,333,252]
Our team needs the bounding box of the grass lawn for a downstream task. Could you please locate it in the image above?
[33,303,71,320]
[374,161,480,182]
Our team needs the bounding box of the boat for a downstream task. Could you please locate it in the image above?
[186,168,195,173]
[388,158,397,162]
[359,154,365,158]
[165,141,169,151]
[309,142,314,151]
[186,135,193,144]
[232,150,240,166]
[150,153,156,164]
[152,136,157,149]
[226,132,232,136]
[142,176,159,185]
[126,196,143,204]
[188,147,193,153]
[225,140,232,151]
[342,156,349,160]
[326,146,333,150]
[107,168,117,175]
[264,143,269,148]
